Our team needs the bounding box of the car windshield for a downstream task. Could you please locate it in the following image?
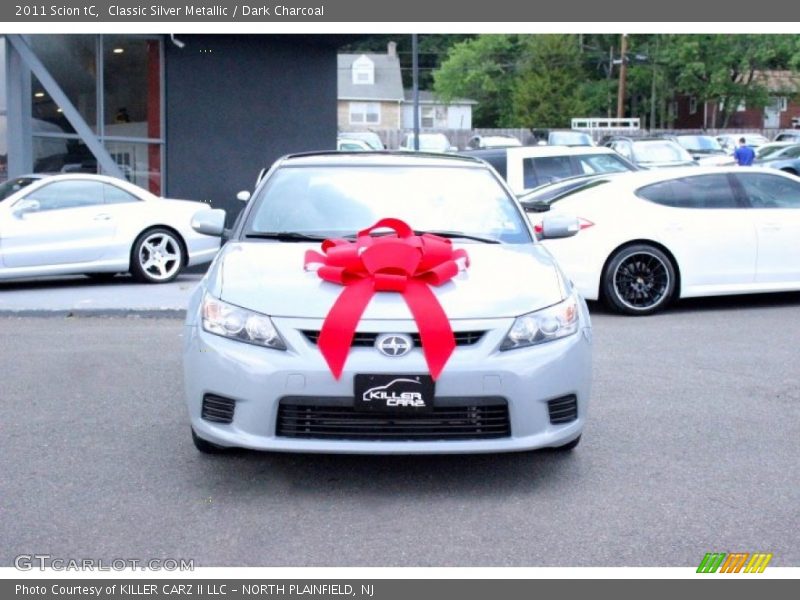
[0,177,39,201]
[676,136,724,153]
[549,132,592,146]
[245,165,531,243]
[407,134,450,152]
[633,141,693,163]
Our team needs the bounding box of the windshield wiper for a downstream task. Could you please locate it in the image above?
[413,229,501,244]
[245,232,329,242]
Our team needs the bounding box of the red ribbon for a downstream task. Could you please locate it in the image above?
[304,218,469,380]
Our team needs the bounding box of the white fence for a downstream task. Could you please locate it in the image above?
[369,127,786,150]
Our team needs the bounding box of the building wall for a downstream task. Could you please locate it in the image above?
[337,100,401,130]
[446,105,472,130]
[166,35,338,220]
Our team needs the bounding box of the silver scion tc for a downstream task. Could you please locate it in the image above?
[184,152,592,454]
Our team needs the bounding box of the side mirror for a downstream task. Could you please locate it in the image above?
[191,208,227,237]
[13,199,40,218]
[539,215,581,239]
[236,190,251,203]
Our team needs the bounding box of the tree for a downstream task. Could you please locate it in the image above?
[511,35,601,128]
[433,35,521,127]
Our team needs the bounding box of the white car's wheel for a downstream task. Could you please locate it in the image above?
[131,228,185,283]
[603,244,676,315]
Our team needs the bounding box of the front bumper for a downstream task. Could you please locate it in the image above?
[183,311,592,454]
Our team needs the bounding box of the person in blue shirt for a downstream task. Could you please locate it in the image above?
[733,137,756,166]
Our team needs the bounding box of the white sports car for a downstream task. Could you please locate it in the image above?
[521,167,800,314]
[0,174,221,283]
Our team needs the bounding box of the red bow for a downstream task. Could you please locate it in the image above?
[304,218,470,380]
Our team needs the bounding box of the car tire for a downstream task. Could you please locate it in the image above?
[191,428,229,454]
[602,244,676,315]
[552,435,581,451]
[131,228,185,283]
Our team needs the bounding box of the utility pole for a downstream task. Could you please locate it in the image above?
[649,36,658,131]
[617,33,628,119]
[412,33,420,151]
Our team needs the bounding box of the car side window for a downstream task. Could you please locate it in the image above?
[637,174,739,209]
[736,173,800,208]
[22,180,104,212]
[576,154,632,174]
[781,146,800,159]
[103,184,140,204]
[612,141,633,160]
[524,156,574,187]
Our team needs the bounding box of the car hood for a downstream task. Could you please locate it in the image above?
[209,241,567,319]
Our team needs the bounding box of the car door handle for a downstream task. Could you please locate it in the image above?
[94,213,112,221]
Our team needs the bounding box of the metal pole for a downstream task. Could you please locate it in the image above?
[412,33,419,151]
[617,34,628,119]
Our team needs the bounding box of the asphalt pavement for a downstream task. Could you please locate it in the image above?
[1,292,799,567]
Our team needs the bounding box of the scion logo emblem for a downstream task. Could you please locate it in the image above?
[375,334,413,357]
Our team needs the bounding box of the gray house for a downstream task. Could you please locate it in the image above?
[337,42,405,131]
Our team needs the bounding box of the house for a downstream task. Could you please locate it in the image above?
[337,42,476,132]
[672,70,800,130]
[401,90,476,130]
[337,43,405,130]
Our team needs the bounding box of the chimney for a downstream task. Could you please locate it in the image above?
[387,41,397,57]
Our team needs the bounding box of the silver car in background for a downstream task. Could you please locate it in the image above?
[0,173,220,283]
[184,153,592,455]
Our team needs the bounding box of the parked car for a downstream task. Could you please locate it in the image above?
[0,173,220,283]
[184,152,592,454]
[337,137,372,151]
[524,167,800,315]
[754,143,800,175]
[669,135,731,166]
[465,134,523,150]
[773,130,800,144]
[717,133,769,153]
[461,146,637,194]
[0,174,44,200]
[754,141,797,160]
[546,131,594,147]
[337,131,385,150]
[398,132,456,153]
[604,137,696,168]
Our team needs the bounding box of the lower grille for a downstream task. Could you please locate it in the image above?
[202,394,236,424]
[277,397,510,441]
[547,395,578,424]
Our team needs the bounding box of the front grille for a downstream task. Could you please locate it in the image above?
[547,395,578,424]
[301,330,485,347]
[277,397,510,441]
[202,394,236,424]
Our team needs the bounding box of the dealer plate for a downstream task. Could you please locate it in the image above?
[354,374,435,413]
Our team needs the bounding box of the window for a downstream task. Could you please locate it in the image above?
[610,141,633,160]
[735,173,800,209]
[737,99,746,112]
[349,102,380,125]
[575,153,633,175]
[421,107,436,128]
[637,174,739,209]
[103,183,140,204]
[22,35,164,194]
[523,156,574,187]
[23,179,104,211]
[351,55,374,85]
[689,97,698,115]
[780,97,788,112]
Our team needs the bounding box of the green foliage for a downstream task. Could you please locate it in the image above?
[433,34,521,127]
[431,33,800,128]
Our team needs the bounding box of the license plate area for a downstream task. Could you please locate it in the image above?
[354,374,435,413]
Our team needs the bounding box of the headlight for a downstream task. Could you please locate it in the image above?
[500,295,580,350]
[201,294,286,350]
